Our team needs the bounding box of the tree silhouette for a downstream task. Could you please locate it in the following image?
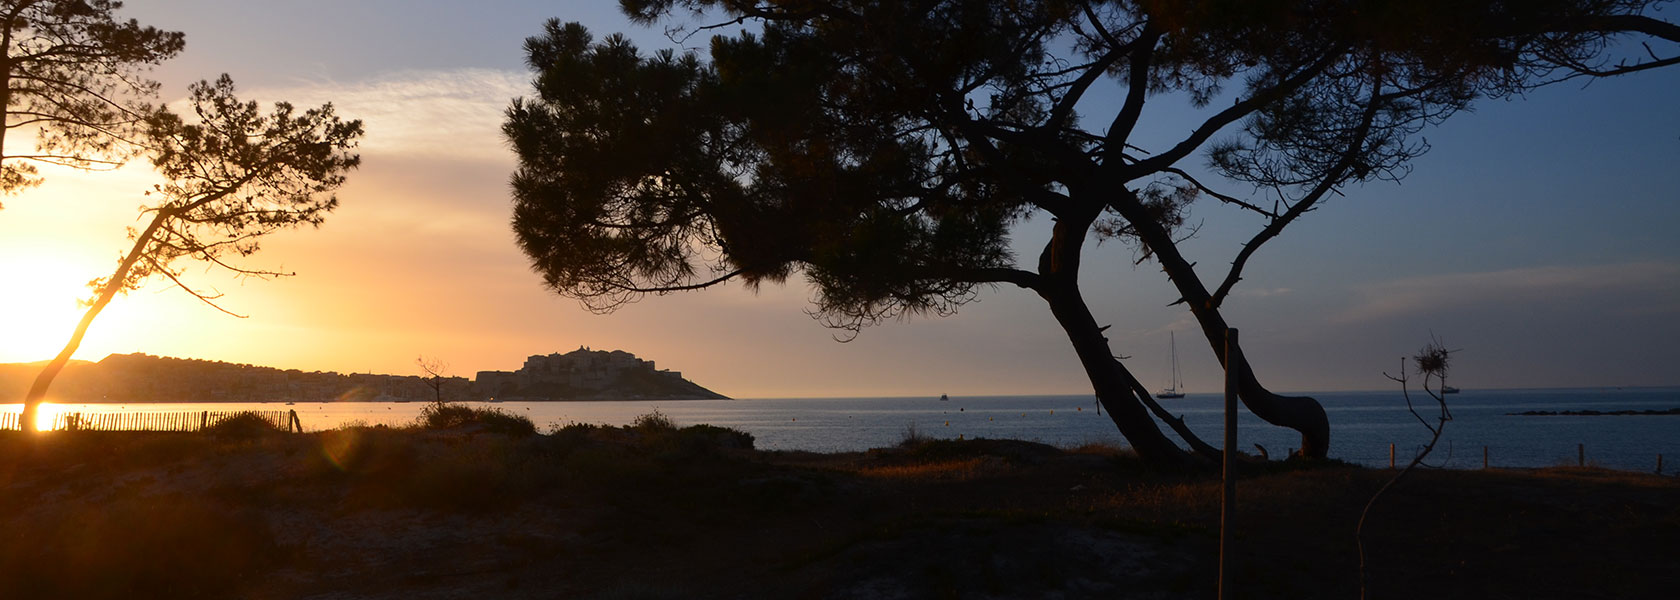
[19,76,362,432]
[1358,337,1456,599]
[505,1,1679,466]
[417,355,450,404]
[0,0,185,206]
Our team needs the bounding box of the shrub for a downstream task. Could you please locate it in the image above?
[205,412,285,440]
[476,409,538,436]
[631,410,678,433]
[418,402,477,429]
[674,424,754,451]
[417,402,536,436]
[898,421,928,447]
[623,412,754,456]
[547,422,602,456]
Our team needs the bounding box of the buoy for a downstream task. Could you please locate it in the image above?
[1077,406,1082,412]
[944,421,949,426]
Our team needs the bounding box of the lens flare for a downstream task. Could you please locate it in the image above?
[320,428,359,471]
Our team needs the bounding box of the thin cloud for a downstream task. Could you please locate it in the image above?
[1334,262,1680,323]
[237,69,530,161]
[1237,287,1293,298]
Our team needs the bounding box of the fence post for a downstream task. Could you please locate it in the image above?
[1483,446,1489,470]
[1657,454,1663,475]
[1219,328,1240,600]
[1578,443,1585,467]
[1389,443,1395,469]
[200,410,208,431]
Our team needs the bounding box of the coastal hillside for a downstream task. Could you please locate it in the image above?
[0,349,727,403]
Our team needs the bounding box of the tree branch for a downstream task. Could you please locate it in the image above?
[605,268,744,294]
[1104,27,1159,161]
[1118,50,1342,182]
[144,254,249,318]
[1210,69,1385,308]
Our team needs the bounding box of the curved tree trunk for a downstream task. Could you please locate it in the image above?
[20,211,165,432]
[1153,255,1330,458]
[1039,281,1199,467]
[1036,213,1204,468]
[1104,189,1331,458]
[1184,303,1330,458]
[21,285,122,433]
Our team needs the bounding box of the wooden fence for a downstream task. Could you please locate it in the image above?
[1387,442,1667,475]
[0,409,301,433]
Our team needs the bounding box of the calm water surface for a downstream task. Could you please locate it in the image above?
[11,387,1678,473]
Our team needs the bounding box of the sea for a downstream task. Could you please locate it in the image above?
[8,387,1678,474]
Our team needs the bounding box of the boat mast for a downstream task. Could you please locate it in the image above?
[1170,331,1180,392]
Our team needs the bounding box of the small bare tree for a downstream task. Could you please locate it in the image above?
[416,355,450,404]
[1357,337,1455,599]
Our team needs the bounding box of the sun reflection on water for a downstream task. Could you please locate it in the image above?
[34,402,69,431]
[0,402,74,432]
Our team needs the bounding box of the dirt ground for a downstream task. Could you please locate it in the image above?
[1,426,1675,599]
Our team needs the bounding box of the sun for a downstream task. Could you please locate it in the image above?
[0,255,93,363]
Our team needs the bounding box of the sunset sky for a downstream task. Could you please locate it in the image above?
[2,1,1677,398]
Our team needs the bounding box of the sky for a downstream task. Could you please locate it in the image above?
[1,2,1677,398]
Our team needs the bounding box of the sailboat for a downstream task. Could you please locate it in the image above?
[1156,332,1185,399]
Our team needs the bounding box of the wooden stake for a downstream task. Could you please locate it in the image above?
[1219,328,1240,600]
[1578,443,1585,467]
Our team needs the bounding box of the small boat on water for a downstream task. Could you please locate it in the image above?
[939,394,949,401]
[1442,385,1460,394]
[1156,332,1185,399]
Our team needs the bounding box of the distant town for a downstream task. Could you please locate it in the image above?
[0,347,727,403]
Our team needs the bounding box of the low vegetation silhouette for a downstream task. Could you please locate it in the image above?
[417,401,538,436]
[3,410,1673,598]
[202,411,290,440]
